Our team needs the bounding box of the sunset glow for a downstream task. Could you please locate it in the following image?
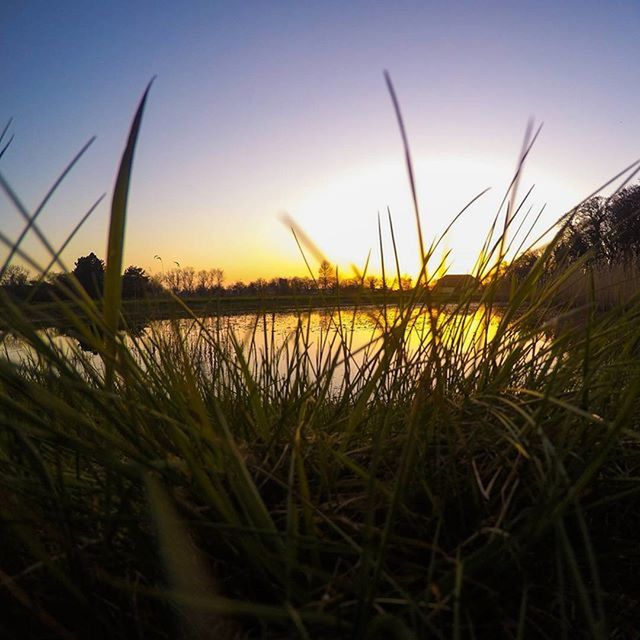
[290,154,582,279]
[3,4,640,636]
[1,2,638,282]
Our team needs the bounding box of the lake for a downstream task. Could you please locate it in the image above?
[0,304,507,390]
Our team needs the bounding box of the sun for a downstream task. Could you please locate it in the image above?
[289,154,581,281]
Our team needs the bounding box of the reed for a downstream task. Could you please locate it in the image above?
[0,86,639,639]
[552,261,640,309]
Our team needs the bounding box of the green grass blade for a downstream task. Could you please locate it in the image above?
[104,78,154,383]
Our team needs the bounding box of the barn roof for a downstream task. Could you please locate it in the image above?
[435,274,478,286]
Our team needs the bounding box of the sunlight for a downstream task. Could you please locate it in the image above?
[291,154,580,280]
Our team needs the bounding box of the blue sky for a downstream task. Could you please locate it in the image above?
[1,1,638,280]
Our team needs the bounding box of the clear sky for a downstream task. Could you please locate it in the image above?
[1,1,638,283]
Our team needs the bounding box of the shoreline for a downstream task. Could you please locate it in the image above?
[0,290,487,331]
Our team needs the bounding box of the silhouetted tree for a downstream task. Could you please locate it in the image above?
[180,266,196,294]
[608,184,640,262]
[289,276,313,292]
[0,264,29,287]
[230,281,247,295]
[365,276,379,290]
[212,268,224,289]
[122,266,153,298]
[400,275,413,290]
[251,278,268,293]
[196,269,213,293]
[72,253,104,298]
[554,184,640,267]
[510,250,541,282]
[195,267,224,294]
[318,260,334,290]
[163,268,181,293]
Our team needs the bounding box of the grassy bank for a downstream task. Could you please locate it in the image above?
[2,87,640,639]
[554,262,640,309]
[2,257,640,639]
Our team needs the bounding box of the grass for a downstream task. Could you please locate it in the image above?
[1,83,640,639]
[553,261,640,309]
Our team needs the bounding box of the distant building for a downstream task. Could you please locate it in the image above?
[432,274,480,294]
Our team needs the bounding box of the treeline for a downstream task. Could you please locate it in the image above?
[0,253,161,302]
[224,272,413,296]
[152,260,412,296]
[510,183,640,280]
[0,253,415,302]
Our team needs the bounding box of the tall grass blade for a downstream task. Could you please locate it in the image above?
[0,137,96,281]
[104,78,154,384]
[384,71,425,266]
[0,117,13,159]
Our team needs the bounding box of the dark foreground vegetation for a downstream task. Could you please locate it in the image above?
[2,85,640,639]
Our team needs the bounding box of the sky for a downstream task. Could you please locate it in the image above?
[0,0,639,283]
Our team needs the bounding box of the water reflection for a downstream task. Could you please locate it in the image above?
[140,304,505,387]
[1,304,505,385]
[57,318,150,355]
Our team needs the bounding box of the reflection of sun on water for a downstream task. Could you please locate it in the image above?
[231,304,504,379]
[363,304,502,356]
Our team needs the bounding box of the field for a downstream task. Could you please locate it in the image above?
[1,89,640,639]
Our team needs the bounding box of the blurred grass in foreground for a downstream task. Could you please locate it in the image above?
[1,83,640,639]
